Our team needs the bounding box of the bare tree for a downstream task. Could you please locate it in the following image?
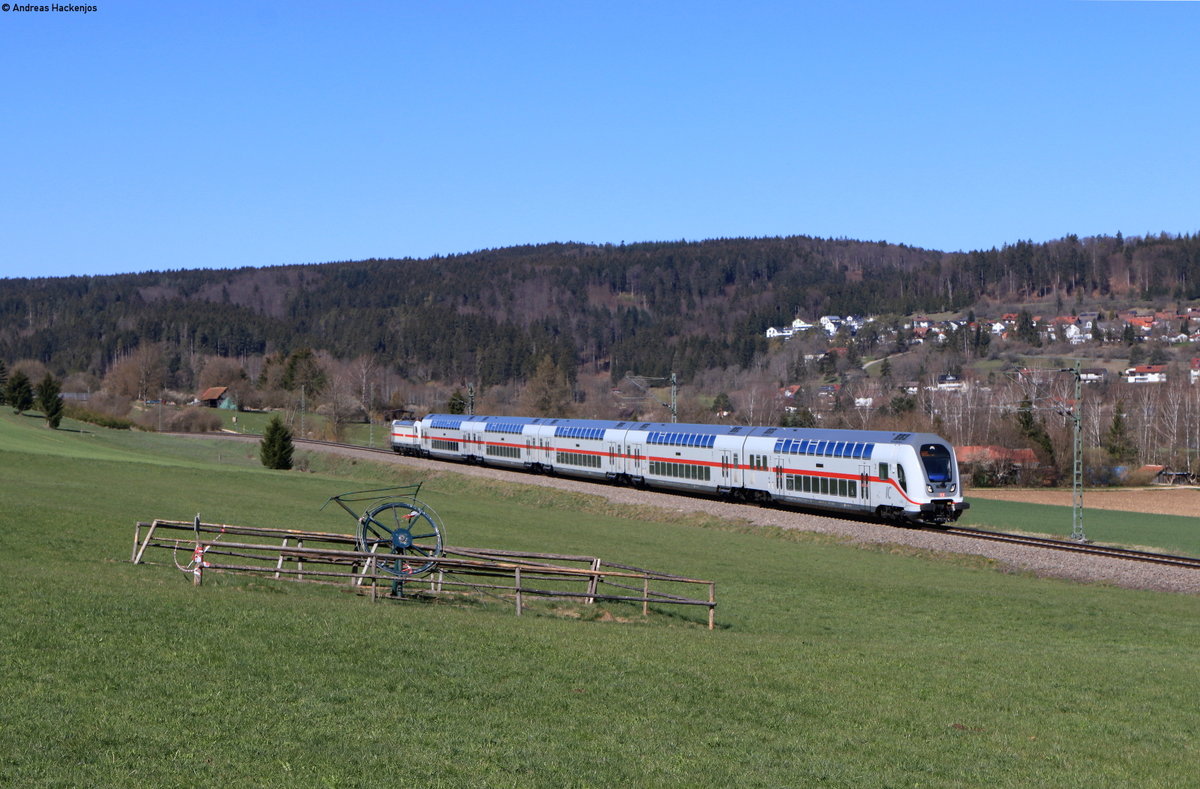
[104,344,165,401]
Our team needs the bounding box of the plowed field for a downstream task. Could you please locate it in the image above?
[966,486,1200,518]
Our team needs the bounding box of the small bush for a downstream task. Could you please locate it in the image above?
[63,403,135,430]
[86,392,133,418]
[167,408,224,433]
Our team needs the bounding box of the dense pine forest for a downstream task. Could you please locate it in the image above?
[2,232,1199,388]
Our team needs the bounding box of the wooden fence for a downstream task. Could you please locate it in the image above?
[132,519,717,629]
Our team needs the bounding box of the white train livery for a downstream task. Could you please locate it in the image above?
[392,414,968,525]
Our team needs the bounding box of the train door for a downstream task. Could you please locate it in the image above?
[608,442,620,473]
[525,438,534,461]
[632,446,641,472]
[860,463,871,506]
[720,450,732,482]
[773,455,784,491]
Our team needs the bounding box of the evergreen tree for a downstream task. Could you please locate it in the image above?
[780,407,816,428]
[259,415,294,470]
[1015,399,1056,467]
[35,373,64,429]
[524,355,573,417]
[279,348,327,395]
[447,389,467,414]
[711,392,734,416]
[1016,310,1041,346]
[7,370,34,415]
[1103,402,1137,463]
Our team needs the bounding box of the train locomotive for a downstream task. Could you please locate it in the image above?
[392,414,968,525]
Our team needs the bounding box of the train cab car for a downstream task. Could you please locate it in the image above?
[747,427,968,523]
[390,419,422,455]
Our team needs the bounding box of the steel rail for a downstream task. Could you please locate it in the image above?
[940,526,1200,569]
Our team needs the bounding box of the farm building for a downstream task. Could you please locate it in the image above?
[198,386,237,409]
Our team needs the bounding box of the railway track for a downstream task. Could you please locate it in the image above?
[280,436,1200,572]
[939,526,1200,569]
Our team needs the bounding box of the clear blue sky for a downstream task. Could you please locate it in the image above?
[1,1,1197,279]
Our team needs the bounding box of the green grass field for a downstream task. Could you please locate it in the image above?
[962,497,1200,556]
[2,412,1198,787]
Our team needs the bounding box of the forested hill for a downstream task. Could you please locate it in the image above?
[2,232,1198,384]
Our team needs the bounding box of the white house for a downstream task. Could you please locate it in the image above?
[1123,365,1168,384]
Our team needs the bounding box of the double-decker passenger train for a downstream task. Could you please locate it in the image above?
[392,414,968,525]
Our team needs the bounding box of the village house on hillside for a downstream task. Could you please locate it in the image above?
[1122,365,1168,384]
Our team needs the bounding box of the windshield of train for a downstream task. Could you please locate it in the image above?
[920,444,953,483]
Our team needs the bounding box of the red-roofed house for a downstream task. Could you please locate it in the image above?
[1123,365,1167,384]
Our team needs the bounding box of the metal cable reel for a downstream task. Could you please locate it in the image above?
[356,498,445,578]
[323,485,445,584]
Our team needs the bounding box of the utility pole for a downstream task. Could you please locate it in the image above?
[300,384,306,439]
[1010,362,1086,543]
[617,372,678,422]
[1059,361,1085,542]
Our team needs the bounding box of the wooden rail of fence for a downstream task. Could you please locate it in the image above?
[133,519,716,629]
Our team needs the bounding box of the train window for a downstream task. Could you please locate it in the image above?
[803,475,811,493]
[920,443,953,482]
[879,462,889,480]
[821,478,830,495]
[896,465,907,492]
[835,441,847,457]
[850,442,862,459]
[864,443,875,459]
[838,479,848,497]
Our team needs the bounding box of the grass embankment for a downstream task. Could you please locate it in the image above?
[1,412,1197,787]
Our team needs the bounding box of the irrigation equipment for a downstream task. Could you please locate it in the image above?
[130,486,717,628]
[322,485,445,594]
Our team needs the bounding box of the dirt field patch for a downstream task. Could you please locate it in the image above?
[966,486,1200,518]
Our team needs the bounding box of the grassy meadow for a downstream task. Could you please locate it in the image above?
[1,411,1198,787]
[961,497,1200,556]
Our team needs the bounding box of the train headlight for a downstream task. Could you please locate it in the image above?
[949,483,956,493]
[926,484,934,494]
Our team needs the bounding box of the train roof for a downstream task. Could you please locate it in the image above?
[419,414,951,447]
